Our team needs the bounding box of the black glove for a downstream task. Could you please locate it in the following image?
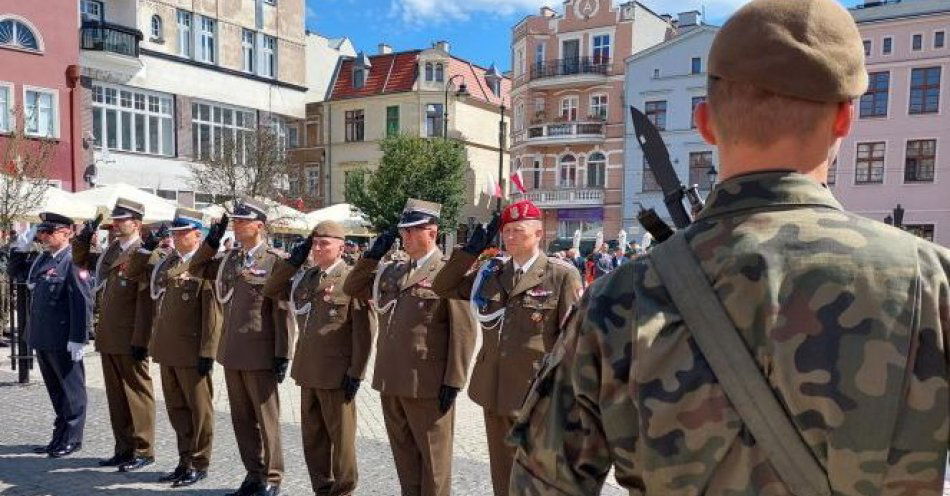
[462,214,501,256]
[273,357,289,383]
[365,228,397,260]
[77,214,103,245]
[341,374,361,403]
[438,385,460,413]
[140,224,168,251]
[130,346,148,362]
[206,214,229,250]
[197,357,214,377]
[288,235,313,267]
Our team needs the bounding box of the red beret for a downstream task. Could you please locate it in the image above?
[501,200,542,228]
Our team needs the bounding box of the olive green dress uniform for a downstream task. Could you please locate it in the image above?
[263,253,375,496]
[431,250,580,496]
[128,242,222,473]
[189,239,291,488]
[72,213,156,462]
[344,250,476,496]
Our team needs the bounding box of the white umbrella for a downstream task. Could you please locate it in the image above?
[201,198,311,235]
[20,187,97,222]
[305,203,374,236]
[72,183,176,223]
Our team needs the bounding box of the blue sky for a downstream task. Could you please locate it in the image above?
[308,0,866,69]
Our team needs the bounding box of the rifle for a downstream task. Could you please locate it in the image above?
[629,105,706,243]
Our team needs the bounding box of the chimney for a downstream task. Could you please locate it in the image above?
[540,6,556,17]
[378,43,392,55]
[433,40,450,53]
[677,10,701,27]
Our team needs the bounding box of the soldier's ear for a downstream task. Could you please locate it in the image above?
[694,101,718,146]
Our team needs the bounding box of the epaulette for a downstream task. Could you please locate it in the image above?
[547,256,578,272]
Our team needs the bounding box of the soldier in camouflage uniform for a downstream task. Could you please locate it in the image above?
[510,0,950,494]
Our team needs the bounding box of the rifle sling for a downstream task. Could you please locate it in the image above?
[650,232,831,496]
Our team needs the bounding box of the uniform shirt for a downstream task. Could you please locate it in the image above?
[511,171,950,495]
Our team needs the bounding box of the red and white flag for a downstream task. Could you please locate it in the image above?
[484,173,502,198]
[510,170,526,194]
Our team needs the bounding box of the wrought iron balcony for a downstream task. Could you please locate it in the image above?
[80,22,142,58]
[529,57,610,81]
[516,188,605,207]
[518,121,605,144]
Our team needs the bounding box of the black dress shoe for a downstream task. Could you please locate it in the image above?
[158,465,189,483]
[118,455,155,472]
[99,454,133,467]
[225,479,264,496]
[258,484,281,496]
[173,469,207,487]
[48,443,82,458]
[33,444,53,454]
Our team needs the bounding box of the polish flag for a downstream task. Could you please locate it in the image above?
[484,173,502,198]
[510,170,526,194]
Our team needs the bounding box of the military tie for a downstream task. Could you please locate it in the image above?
[513,268,524,289]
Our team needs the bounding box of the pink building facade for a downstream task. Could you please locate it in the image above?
[832,0,950,246]
[0,2,84,191]
[509,0,670,249]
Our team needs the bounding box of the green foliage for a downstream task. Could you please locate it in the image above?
[345,134,467,231]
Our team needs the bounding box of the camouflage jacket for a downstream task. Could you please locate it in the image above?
[510,171,950,495]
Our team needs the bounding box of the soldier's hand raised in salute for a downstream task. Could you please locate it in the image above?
[77,214,103,245]
[365,228,397,260]
[140,224,168,251]
[462,213,501,256]
[288,235,313,267]
[438,385,460,413]
[206,214,229,250]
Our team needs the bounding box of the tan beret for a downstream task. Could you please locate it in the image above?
[311,220,346,240]
[709,0,868,103]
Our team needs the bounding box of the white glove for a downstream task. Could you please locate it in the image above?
[66,341,86,362]
[10,228,34,251]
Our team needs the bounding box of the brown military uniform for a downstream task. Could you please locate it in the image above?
[73,236,156,460]
[431,252,581,495]
[343,251,476,496]
[128,248,222,471]
[263,258,374,495]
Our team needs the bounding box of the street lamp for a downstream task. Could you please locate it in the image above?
[893,203,904,229]
[497,103,506,214]
[443,74,469,138]
[706,164,718,188]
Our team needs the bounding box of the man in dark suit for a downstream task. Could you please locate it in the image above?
[9,213,93,458]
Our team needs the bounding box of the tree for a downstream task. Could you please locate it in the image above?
[0,106,55,232]
[345,135,467,231]
[187,118,291,206]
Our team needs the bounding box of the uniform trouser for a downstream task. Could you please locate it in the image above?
[301,387,358,496]
[101,352,155,458]
[484,411,517,496]
[380,394,455,496]
[36,350,87,447]
[160,365,214,471]
[225,368,284,485]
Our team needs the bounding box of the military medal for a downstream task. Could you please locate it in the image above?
[531,312,543,323]
[182,293,190,301]
[329,308,338,317]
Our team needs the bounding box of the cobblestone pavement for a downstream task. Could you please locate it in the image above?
[0,350,626,496]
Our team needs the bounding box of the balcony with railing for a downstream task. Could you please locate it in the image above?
[517,121,605,145]
[527,57,610,88]
[516,188,604,208]
[80,22,144,81]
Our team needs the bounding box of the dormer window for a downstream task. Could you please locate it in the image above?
[353,68,365,88]
[485,63,502,97]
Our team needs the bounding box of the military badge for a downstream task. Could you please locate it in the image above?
[182,293,190,301]
[329,308,338,317]
[248,268,268,276]
[527,287,552,298]
[531,312,543,323]
[511,206,520,220]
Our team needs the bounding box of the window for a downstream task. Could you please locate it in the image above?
[197,16,215,63]
[287,126,298,149]
[386,105,399,137]
[691,96,706,128]
[691,57,702,74]
[909,67,940,114]
[435,63,444,82]
[592,34,610,64]
[514,103,524,130]
[344,110,364,142]
[0,18,40,51]
[150,15,162,40]
[688,151,715,190]
[532,158,542,189]
[559,155,577,188]
[0,84,10,133]
[426,103,444,138]
[80,0,102,23]
[860,71,889,118]
[883,37,893,55]
[156,189,177,201]
[645,100,667,131]
[425,62,433,81]
[560,96,578,121]
[24,88,56,138]
[827,158,837,185]
[263,0,277,4]
[905,139,936,183]
[855,142,885,184]
[863,40,871,57]
[912,34,923,51]
[191,101,255,162]
[93,83,174,156]
[936,32,946,49]
[905,224,935,242]
[305,167,319,194]
[516,48,524,76]
[242,30,255,73]
[353,68,365,88]
[586,152,606,188]
[534,42,545,72]
[590,95,607,120]
[177,11,192,57]
[261,35,277,78]
[642,157,661,192]
[653,68,660,78]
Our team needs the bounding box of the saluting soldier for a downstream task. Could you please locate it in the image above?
[343,199,476,496]
[9,213,93,458]
[430,200,581,496]
[189,198,290,496]
[72,198,156,472]
[263,220,375,496]
[127,208,222,487]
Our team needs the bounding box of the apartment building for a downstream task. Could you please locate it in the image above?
[623,21,718,238]
[832,0,950,246]
[78,0,307,208]
[0,2,83,190]
[508,0,671,247]
[324,41,511,229]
